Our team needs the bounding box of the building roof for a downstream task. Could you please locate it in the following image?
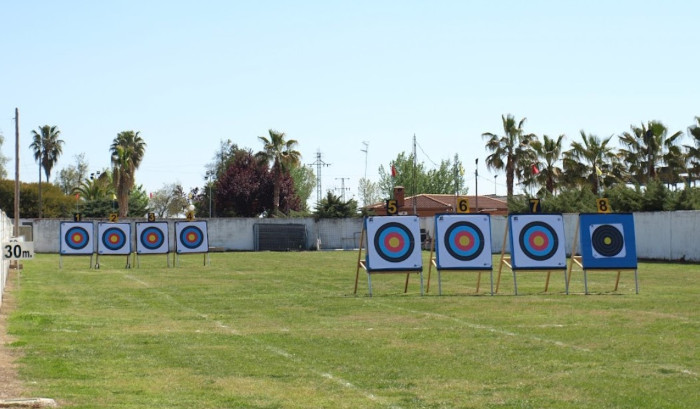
[365,194,508,216]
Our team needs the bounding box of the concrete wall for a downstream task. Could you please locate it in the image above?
[24,211,700,262]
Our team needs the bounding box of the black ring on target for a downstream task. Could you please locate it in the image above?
[140,227,165,250]
[65,226,90,250]
[373,222,415,263]
[102,227,127,251]
[518,221,558,261]
[444,221,484,261]
[180,225,204,249]
[591,224,624,257]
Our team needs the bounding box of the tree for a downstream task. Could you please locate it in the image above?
[619,121,683,185]
[56,153,89,195]
[289,165,316,213]
[377,152,463,198]
[256,129,301,215]
[563,131,617,195]
[530,134,565,195]
[0,132,8,180]
[482,114,537,198]
[358,177,381,207]
[314,191,358,219]
[147,183,188,218]
[685,117,700,186]
[110,130,146,217]
[29,125,64,217]
[74,170,113,201]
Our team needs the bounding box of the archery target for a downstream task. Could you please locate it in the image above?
[509,214,567,270]
[97,223,132,255]
[60,222,95,255]
[435,214,492,269]
[175,221,209,254]
[365,216,422,271]
[579,213,637,269]
[136,222,169,254]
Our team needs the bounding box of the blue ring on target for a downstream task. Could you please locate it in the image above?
[102,227,127,251]
[180,226,204,249]
[518,221,558,261]
[373,222,415,263]
[444,221,484,261]
[65,226,90,250]
[140,226,165,250]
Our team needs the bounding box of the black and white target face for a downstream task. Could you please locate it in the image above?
[589,223,626,259]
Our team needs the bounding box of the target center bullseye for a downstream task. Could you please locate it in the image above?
[388,237,400,249]
[459,236,471,247]
[604,237,612,245]
[533,236,545,247]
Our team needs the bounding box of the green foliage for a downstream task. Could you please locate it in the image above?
[56,153,89,195]
[0,180,74,218]
[377,152,464,198]
[289,165,315,212]
[0,132,8,180]
[314,191,359,219]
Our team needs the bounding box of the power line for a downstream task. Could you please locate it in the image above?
[307,149,330,205]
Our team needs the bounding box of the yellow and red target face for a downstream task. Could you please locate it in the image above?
[175,221,208,253]
[365,216,422,271]
[434,214,492,269]
[509,214,567,269]
[136,222,169,254]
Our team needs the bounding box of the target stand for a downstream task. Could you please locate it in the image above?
[135,222,171,268]
[426,214,493,295]
[59,221,96,268]
[567,213,638,294]
[354,216,424,297]
[496,214,569,295]
[174,221,210,267]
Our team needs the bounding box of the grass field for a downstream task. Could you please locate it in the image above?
[6,251,699,408]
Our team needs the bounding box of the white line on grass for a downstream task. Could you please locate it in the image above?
[123,275,400,408]
[378,302,592,353]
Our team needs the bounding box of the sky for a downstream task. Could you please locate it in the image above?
[2,0,699,208]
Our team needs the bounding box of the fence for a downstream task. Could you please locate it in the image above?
[21,211,700,262]
[0,210,14,310]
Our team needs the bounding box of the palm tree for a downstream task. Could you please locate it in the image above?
[256,129,301,215]
[530,134,565,195]
[685,117,700,187]
[619,121,683,185]
[110,131,146,217]
[563,131,617,195]
[29,125,64,218]
[482,114,536,198]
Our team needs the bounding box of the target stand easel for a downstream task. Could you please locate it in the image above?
[135,221,171,268]
[567,213,639,294]
[173,220,210,267]
[59,221,96,269]
[353,217,424,297]
[426,213,493,295]
[496,214,569,295]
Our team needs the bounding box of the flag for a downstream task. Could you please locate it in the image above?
[149,192,153,199]
[595,166,603,176]
[531,163,540,175]
[391,164,397,178]
[75,193,80,200]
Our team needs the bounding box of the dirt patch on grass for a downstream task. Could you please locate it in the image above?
[0,268,27,399]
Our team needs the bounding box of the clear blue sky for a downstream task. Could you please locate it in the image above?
[2,0,698,206]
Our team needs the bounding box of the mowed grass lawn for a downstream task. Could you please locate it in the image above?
[7,251,699,409]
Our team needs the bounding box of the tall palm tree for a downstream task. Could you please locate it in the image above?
[563,131,617,195]
[110,131,146,217]
[29,125,64,218]
[685,117,700,187]
[530,134,565,195]
[619,121,683,185]
[256,129,301,215]
[482,114,537,198]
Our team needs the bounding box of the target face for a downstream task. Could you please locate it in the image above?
[579,213,637,269]
[509,214,567,270]
[97,223,132,255]
[136,222,169,254]
[365,216,422,271]
[435,214,492,270]
[175,221,209,254]
[60,222,94,255]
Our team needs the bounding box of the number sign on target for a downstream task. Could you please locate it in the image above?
[364,216,422,271]
[434,214,492,270]
[508,214,567,270]
[578,213,637,269]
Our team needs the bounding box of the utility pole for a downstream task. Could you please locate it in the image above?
[308,150,330,205]
[14,108,20,237]
[474,158,479,213]
[335,177,350,201]
[361,141,369,180]
[412,134,417,215]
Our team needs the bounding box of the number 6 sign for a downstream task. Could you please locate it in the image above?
[456,197,469,213]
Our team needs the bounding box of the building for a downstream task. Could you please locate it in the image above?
[365,186,509,217]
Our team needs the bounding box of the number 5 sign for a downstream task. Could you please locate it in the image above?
[456,197,470,213]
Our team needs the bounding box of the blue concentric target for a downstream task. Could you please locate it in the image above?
[373,222,415,263]
[102,227,127,251]
[444,221,484,261]
[140,226,165,250]
[65,226,90,250]
[180,226,204,249]
[518,221,558,261]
